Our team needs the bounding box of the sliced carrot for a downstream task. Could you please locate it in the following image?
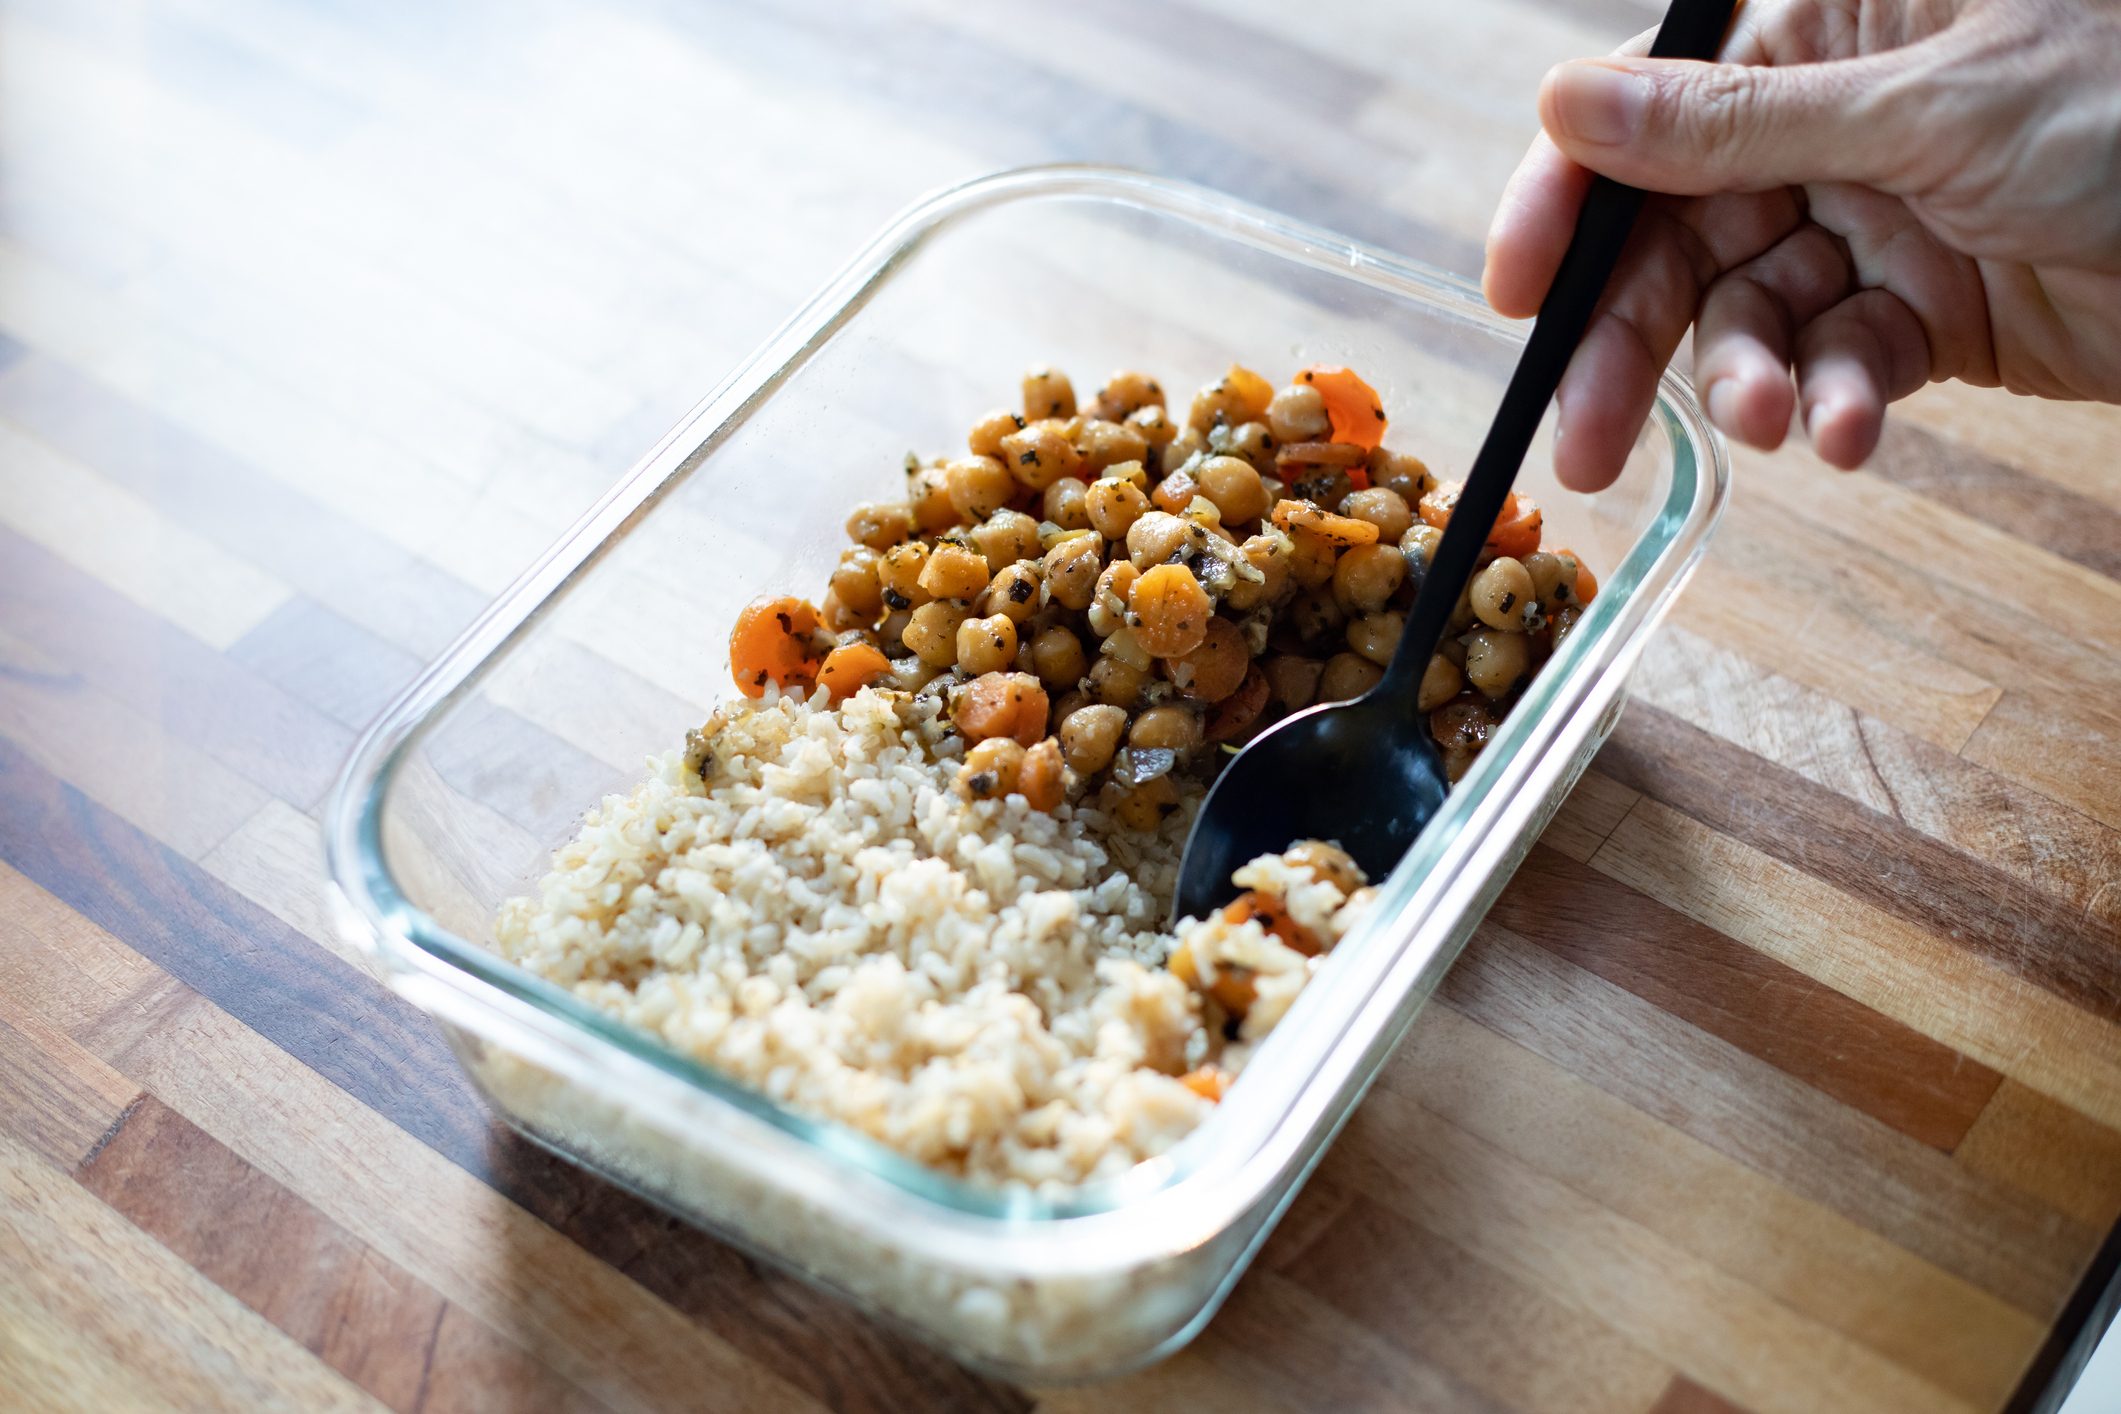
[1295,365,1387,450]
[1559,548,1597,604]
[1416,484,1543,561]
[1221,889,1321,956]
[1270,498,1380,547]
[729,596,821,698]
[1179,1065,1230,1102]
[816,641,891,702]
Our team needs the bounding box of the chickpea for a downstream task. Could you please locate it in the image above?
[878,542,932,610]
[1042,533,1104,611]
[1111,773,1182,831]
[1463,627,1530,697]
[1089,655,1150,708]
[1262,653,1324,711]
[944,455,1015,521]
[902,601,970,668]
[1163,424,1207,473]
[908,466,959,533]
[1418,653,1463,711]
[1448,578,1478,633]
[1469,557,1537,633]
[1126,510,1198,570]
[1289,587,1345,648]
[1075,419,1150,474]
[999,423,1083,490]
[1087,475,1152,540]
[1029,625,1087,690]
[1130,562,1213,658]
[1285,525,1339,590]
[1367,447,1432,502]
[1523,550,1580,610]
[828,546,884,618]
[1332,543,1405,615]
[1126,403,1178,449]
[1226,532,1291,611]
[1043,476,1091,532]
[1098,370,1164,419]
[1130,703,1203,753]
[1341,487,1413,543]
[1023,365,1076,420]
[1187,375,1254,433]
[954,670,1050,746]
[920,541,992,601]
[968,409,1027,459]
[1347,610,1403,667]
[845,501,913,551]
[1195,456,1269,526]
[1059,703,1128,774]
[969,509,1041,575]
[982,563,1039,624]
[1400,522,1442,576]
[1318,651,1385,702]
[1266,384,1330,443]
[956,614,1019,675]
[818,586,864,632]
[1219,421,1277,475]
[957,737,1026,801]
[1088,560,1139,638]
[1169,616,1249,702]
[878,607,914,649]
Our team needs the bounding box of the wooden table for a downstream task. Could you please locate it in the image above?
[4,1,2118,1410]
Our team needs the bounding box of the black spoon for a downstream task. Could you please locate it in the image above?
[1172,0,1737,921]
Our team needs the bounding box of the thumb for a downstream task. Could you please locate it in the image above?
[1539,54,1922,195]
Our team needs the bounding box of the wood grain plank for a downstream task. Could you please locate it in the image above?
[76,1094,614,1414]
[1955,1082,2121,1232]
[0,420,291,651]
[0,524,352,809]
[1441,924,2089,1317]
[1493,844,2004,1150]
[1385,1003,2041,1408]
[1897,380,2121,514]
[1282,1194,1673,1414]
[1322,1089,1974,1414]
[0,995,140,1171]
[1593,799,2121,1132]
[1964,689,2121,834]
[0,1133,387,1413]
[1630,625,2121,930]
[1538,768,1641,864]
[1651,1375,1755,1414]
[1599,703,2121,1024]
[1862,422,2121,581]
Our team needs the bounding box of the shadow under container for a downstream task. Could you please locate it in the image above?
[325,166,1727,1383]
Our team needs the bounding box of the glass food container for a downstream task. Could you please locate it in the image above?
[324,166,1727,1383]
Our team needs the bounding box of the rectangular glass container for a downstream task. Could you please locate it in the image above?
[324,166,1726,1383]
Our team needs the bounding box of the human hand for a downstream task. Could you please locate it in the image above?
[1485,0,2121,490]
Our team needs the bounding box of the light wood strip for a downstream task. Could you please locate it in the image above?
[0,994,139,1172]
[1537,767,1642,863]
[1390,1003,2040,1408]
[0,1132,387,1413]
[1593,799,2121,1131]
[1897,381,2121,514]
[1956,1082,2121,1232]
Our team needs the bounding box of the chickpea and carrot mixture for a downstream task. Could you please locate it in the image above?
[496,361,1600,1191]
[731,360,1599,800]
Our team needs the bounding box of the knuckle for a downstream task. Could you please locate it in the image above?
[1667,65,1760,153]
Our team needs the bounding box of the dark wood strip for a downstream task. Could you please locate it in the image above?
[1598,702,2121,1023]
[0,526,351,809]
[1069,0,1385,119]
[1651,1374,1754,1414]
[1870,422,2121,582]
[1492,844,2004,1151]
[0,731,1029,1413]
[75,1094,611,1413]
[0,353,489,660]
[1440,923,2091,1315]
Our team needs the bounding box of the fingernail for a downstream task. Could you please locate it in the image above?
[1705,378,1741,434]
[1551,62,1647,146]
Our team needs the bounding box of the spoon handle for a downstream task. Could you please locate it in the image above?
[1381,0,1739,701]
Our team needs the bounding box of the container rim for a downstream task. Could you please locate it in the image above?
[322,163,1728,1248]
